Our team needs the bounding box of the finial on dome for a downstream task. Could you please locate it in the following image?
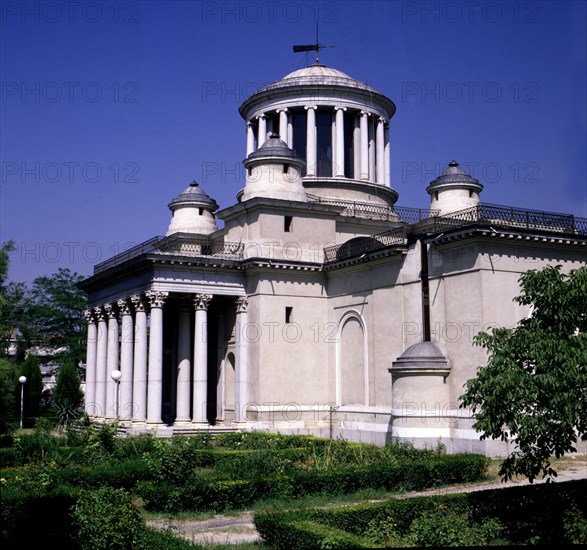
[449,160,459,167]
[190,180,199,187]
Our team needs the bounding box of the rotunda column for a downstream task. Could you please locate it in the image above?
[278,108,288,143]
[384,123,391,187]
[368,118,376,181]
[376,117,385,184]
[193,294,212,424]
[360,111,370,180]
[83,309,98,416]
[305,106,317,176]
[257,114,267,146]
[335,107,346,177]
[246,121,255,156]
[353,115,361,180]
[131,294,148,422]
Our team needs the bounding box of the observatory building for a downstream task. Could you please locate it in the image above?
[79,61,586,455]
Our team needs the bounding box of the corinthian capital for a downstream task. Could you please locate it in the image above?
[145,290,168,308]
[194,294,213,311]
[235,297,248,314]
[117,298,132,315]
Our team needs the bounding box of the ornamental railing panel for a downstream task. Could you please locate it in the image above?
[324,227,406,263]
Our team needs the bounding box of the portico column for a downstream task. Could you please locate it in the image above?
[384,123,391,187]
[257,114,267,146]
[305,106,317,176]
[360,111,369,180]
[175,304,192,423]
[104,303,119,419]
[234,297,248,423]
[278,108,288,142]
[335,107,346,177]
[131,295,148,422]
[246,121,255,156]
[146,290,168,424]
[94,306,107,417]
[376,117,385,184]
[193,294,212,424]
[118,299,134,422]
[83,310,98,416]
[216,314,226,423]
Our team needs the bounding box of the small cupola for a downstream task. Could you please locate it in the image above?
[240,133,307,202]
[166,180,219,236]
[426,160,483,216]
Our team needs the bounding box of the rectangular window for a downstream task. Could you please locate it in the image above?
[285,306,293,324]
[284,216,293,232]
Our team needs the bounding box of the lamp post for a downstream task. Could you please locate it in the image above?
[111,370,122,420]
[18,376,27,429]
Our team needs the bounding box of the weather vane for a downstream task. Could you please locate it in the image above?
[292,23,334,65]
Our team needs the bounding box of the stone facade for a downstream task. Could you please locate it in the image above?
[79,63,586,455]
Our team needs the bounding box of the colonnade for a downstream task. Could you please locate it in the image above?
[83,292,249,425]
[246,106,390,185]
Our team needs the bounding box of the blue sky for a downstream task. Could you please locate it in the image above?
[1,0,586,284]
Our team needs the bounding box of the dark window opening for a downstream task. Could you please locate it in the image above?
[199,208,203,215]
[285,306,293,324]
[284,216,293,232]
[316,110,333,177]
[343,111,355,178]
[291,110,307,176]
[283,164,289,174]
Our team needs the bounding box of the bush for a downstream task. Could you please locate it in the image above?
[70,487,145,549]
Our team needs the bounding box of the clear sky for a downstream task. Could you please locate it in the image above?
[1,0,586,284]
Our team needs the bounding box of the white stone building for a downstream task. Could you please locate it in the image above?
[79,63,586,455]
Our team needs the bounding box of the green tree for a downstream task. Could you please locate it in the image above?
[0,357,18,434]
[29,268,88,363]
[52,358,84,428]
[460,264,587,482]
[18,355,44,423]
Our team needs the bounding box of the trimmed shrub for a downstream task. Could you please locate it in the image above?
[70,486,145,549]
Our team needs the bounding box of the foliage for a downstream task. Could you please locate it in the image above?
[0,357,18,434]
[29,268,88,364]
[406,505,502,547]
[460,264,587,482]
[70,486,145,549]
[52,358,84,430]
[18,355,44,422]
[562,503,587,545]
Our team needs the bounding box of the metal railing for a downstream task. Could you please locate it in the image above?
[94,236,163,274]
[307,194,437,223]
[324,227,406,263]
[429,203,587,236]
[94,236,245,274]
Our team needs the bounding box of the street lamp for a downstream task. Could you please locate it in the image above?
[18,376,27,429]
[111,370,122,420]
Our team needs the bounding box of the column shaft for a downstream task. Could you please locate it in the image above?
[132,295,148,422]
[216,314,225,422]
[105,304,119,418]
[84,311,97,415]
[246,122,255,156]
[384,124,391,187]
[95,308,108,417]
[376,117,385,184]
[353,115,361,180]
[146,291,167,424]
[235,297,248,423]
[118,299,134,421]
[306,106,317,176]
[335,107,345,177]
[193,294,212,424]
[278,109,288,140]
[257,114,267,146]
[360,111,369,180]
[368,118,376,182]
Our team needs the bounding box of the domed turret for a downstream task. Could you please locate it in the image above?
[240,133,307,202]
[166,180,218,236]
[426,161,483,216]
[239,63,398,206]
